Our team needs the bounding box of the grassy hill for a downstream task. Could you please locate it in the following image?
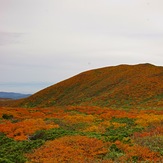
[15,63,163,108]
[0,63,163,162]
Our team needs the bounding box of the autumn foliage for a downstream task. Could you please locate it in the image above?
[0,118,59,140]
[4,63,163,108]
[0,106,163,162]
[0,63,163,162]
[27,135,108,163]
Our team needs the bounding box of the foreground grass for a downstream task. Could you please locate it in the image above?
[0,106,163,162]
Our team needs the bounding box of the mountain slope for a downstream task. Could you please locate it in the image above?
[17,63,163,108]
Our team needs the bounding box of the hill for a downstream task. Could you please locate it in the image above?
[0,92,31,100]
[10,63,163,108]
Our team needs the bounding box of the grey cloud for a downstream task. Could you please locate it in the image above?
[126,33,163,39]
[0,0,163,93]
[0,32,23,45]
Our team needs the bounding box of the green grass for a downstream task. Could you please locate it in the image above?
[134,136,163,155]
[0,133,44,163]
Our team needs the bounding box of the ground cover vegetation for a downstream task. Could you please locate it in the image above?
[0,64,163,162]
[0,106,163,162]
[1,64,162,109]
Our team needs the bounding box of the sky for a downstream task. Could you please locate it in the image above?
[0,0,163,94]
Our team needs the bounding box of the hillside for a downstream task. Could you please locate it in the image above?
[0,63,163,162]
[12,63,163,108]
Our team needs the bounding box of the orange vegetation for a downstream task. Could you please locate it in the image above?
[27,135,108,163]
[0,106,163,162]
[115,140,160,162]
[0,118,59,140]
[5,63,163,108]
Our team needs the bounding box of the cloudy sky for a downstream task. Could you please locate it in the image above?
[0,0,163,93]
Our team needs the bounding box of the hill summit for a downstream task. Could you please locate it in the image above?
[17,63,163,108]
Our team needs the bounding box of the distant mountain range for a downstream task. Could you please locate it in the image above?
[14,63,163,108]
[0,92,31,100]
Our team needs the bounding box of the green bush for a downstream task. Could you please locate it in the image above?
[52,118,88,131]
[103,144,124,160]
[2,114,13,120]
[111,117,135,126]
[81,132,103,140]
[0,158,13,163]
[134,136,163,155]
[30,128,78,141]
[104,125,143,142]
[0,133,44,163]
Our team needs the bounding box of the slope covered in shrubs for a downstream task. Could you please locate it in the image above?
[0,106,163,162]
[15,63,163,108]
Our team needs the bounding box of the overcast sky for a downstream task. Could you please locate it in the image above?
[0,0,163,93]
